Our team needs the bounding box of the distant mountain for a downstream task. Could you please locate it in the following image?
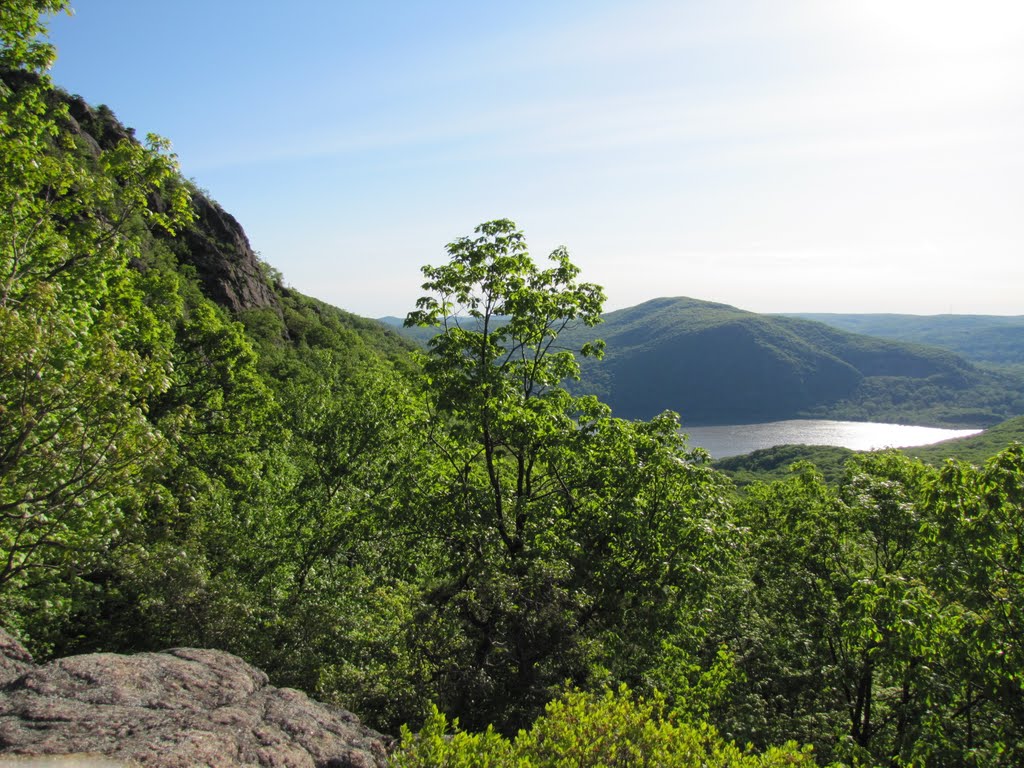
[559,297,1001,425]
[378,315,436,347]
[787,313,1024,365]
[382,297,1024,427]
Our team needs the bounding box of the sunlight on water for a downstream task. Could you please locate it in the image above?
[684,419,982,459]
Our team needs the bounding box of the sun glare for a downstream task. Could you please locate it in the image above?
[851,0,1024,51]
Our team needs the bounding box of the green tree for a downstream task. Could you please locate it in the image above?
[0,1,69,72]
[727,464,847,755]
[403,219,608,728]
[406,218,606,562]
[0,0,192,637]
[404,220,736,732]
[239,349,428,711]
[729,452,1020,766]
[923,445,1024,765]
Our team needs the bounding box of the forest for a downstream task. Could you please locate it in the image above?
[791,314,1024,367]
[2,4,1024,766]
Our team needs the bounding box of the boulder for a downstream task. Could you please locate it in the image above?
[0,629,389,767]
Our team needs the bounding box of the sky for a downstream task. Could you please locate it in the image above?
[46,1,1024,318]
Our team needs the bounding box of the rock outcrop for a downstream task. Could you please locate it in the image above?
[0,629,389,768]
[63,94,282,315]
[175,193,281,314]
[0,70,282,317]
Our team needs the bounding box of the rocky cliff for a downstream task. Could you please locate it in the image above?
[0,69,282,317]
[171,192,280,314]
[61,91,280,316]
[0,629,389,767]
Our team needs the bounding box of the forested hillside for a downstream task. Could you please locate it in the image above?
[714,414,1024,487]
[4,5,1024,766]
[560,297,1024,426]
[792,312,1024,365]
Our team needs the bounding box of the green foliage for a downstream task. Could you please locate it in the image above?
[0,8,430,726]
[406,218,605,420]
[241,288,415,373]
[921,446,1024,765]
[401,222,738,732]
[399,219,612,728]
[726,446,1024,766]
[715,445,856,487]
[394,685,819,767]
[0,29,193,637]
[0,1,69,72]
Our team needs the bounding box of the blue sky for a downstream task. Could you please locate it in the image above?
[47,1,1023,317]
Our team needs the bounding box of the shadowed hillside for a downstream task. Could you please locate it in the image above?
[558,297,1019,426]
[790,313,1024,365]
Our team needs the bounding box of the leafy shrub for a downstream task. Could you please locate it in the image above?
[393,685,819,767]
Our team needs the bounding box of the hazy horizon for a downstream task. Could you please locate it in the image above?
[48,1,1023,318]
[378,298,1024,322]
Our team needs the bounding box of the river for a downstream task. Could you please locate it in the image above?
[684,419,982,459]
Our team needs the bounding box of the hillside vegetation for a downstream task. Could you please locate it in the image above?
[4,6,1024,766]
[560,297,1024,426]
[903,414,1024,466]
[714,415,1024,486]
[792,312,1024,365]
